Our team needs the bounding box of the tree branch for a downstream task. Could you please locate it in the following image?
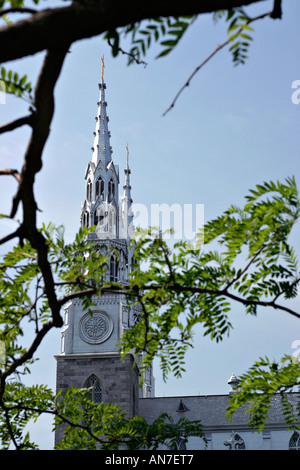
[0,7,38,18]
[0,0,268,64]
[8,45,70,331]
[0,226,23,246]
[136,282,300,320]
[0,115,33,135]
[163,11,271,116]
[0,168,21,183]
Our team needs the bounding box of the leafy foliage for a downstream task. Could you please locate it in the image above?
[54,388,204,450]
[0,0,297,449]
[226,355,300,432]
[105,7,258,67]
[0,223,106,385]
[214,8,255,65]
[0,0,39,7]
[105,16,197,64]
[120,177,300,381]
[0,66,32,101]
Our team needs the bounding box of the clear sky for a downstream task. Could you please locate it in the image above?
[0,0,300,449]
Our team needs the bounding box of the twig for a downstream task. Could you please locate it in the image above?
[162,11,271,116]
[0,7,37,18]
[106,39,148,67]
[0,168,21,183]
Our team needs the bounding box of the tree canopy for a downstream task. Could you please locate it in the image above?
[1,0,300,450]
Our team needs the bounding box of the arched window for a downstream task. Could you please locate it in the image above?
[110,255,118,282]
[108,179,115,202]
[224,432,246,450]
[95,178,104,199]
[94,206,105,230]
[83,211,89,228]
[289,432,300,450]
[108,206,116,236]
[86,179,92,202]
[176,437,187,450]
[84,374,102,403]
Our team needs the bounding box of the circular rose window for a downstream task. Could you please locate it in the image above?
[79,312,113,344]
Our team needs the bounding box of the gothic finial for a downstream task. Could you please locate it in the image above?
[101,54,105,81]
[126,143,129,168]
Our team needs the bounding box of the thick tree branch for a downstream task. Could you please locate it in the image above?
[0,0,267,63]
[0,115,33,135]
[8,44,70,332]
[0,226,23,246]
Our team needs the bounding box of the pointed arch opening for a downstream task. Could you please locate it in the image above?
[95,177,104,200]
[83,211,90,228]
[110,254,119,282]
[86,179,92,202]
[224,432,246,450]
[289,431,300,450]
[84,374,102,403]
[108,205,116,236]
[108,178,115,203]
[94,205,105,231]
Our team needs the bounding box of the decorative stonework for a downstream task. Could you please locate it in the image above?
[79,311,113,344]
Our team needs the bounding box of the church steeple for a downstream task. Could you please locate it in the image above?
[81,56,120,238]
[55,63,156,446]
[91,55,113,168]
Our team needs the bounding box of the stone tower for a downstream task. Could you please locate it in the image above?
[55,61,154,446]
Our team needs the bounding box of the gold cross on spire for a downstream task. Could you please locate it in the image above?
[126,143,129,168]
[101,54,105,81]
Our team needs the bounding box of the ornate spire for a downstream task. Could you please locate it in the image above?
[121,144,134,239]
[91,55,112,168]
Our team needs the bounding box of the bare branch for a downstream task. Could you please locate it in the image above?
[163,11,271,116]
[106,38,148,67]
[0,115,33,135]
[0,7,38,18]
[0,168,21,183]
[0,226,23,246]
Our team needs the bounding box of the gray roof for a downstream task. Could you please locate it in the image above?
[139,393,300,431]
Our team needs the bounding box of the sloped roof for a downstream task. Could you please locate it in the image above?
[139,393,299,430]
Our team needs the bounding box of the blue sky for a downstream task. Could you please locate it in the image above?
[1,0,300,449]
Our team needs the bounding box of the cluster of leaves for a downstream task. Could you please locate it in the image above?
[120,177,300,383]
[54,387,204,450]
[214,8,255,65]
[105,7,258,68]
[0,66,32,102]
[0,382,54,450]
[0,0,39,8]
[0,0,38,99]
[226,355,300,432]
[0,222,107,389]
[105,16,197,65]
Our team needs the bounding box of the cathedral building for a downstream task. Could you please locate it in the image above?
[55,64,299,450]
